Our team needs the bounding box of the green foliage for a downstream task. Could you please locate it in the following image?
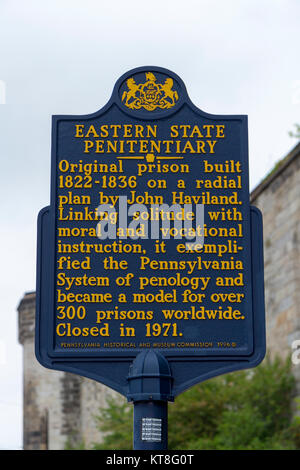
[64,438,86,450]
[92,357,300,450]
[92,396,133,450]
[169,357,298,450]
[288,123,300,139]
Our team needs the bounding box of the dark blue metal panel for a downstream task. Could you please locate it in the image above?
[35,66,266,398]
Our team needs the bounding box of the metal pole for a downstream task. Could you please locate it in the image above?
[133,400,168,450]
[127,350,173,451]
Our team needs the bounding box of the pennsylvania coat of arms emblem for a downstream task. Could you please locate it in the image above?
[121,72,179,111]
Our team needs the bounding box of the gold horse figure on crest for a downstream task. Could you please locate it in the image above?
[160,78,179,108]
[121,73,179,111]
[121,78,140,108]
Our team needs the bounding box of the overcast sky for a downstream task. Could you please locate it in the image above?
[0,0,299,449]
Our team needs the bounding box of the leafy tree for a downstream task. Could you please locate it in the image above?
[91,357,300,450]
[93,397,133,450]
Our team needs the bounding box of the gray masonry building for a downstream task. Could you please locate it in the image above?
[18,142,300,449]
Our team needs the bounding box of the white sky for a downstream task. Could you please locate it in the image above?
[0,0,299,449]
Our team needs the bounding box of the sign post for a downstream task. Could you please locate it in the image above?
[35,66,266,450]
[128,350,173,450]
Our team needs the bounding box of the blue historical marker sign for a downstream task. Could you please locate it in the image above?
[36,66,266,398]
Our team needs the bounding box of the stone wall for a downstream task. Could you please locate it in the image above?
[251,143,300,394]
[18,292,123,450]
